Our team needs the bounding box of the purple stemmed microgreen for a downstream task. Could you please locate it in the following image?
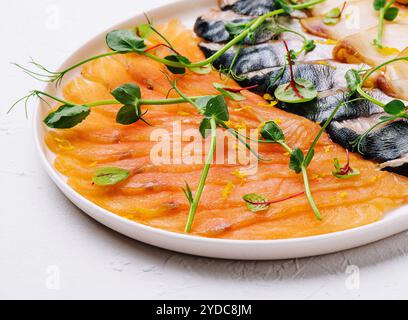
[332,150,360,179]
[274,41,318,103]
[243,192,305,212]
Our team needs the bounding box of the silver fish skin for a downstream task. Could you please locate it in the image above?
[380,154,408,176]
[194,10,276,44]
[238,63,337,93]
[327,117,408,174]
[219,0,278,16]
[199,40,302,75]
[280,89,389,123]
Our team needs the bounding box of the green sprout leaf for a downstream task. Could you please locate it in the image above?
[384,100,406,115]
[182,182,194,205]
[106,30,147,53]
[333,170,361,179]
[116,103,145,125]
[111,83,141,105]
[225,21,250,37]
[260,120,285,143]
[323,7,341,25]
[202,95,229,121]
[289,148,304,174]
[287,50,297,64]
[332,158,361,179]
[304,40,316,53]
[379,115,397,121]
[373,0,387,10]
[137,24,154,39]
[345,69,361,92]
[213,83,246,101]
[303,149,315,168]
[326,7,341,17]
[93,167,130,186]
[199,118,212,139]
[323,17,340,25]
[243,193,270,213]
[195,96,214,111]
[384,7,399,21]
[275,79,317,103]
[277,0,294,14]
[189,65,212,75]
[164,55,190,74]
[44,105,90,129]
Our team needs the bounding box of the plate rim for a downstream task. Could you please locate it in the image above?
[32,0,408,260]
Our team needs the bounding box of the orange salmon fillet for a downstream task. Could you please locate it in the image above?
[45,20,408,240]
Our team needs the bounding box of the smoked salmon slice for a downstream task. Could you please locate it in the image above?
[45,21,408,240]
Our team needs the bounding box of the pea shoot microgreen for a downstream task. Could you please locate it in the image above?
[274,41,318,103]
[12,84,216,129]
[323,2,347,25]
[45,105,91,129]
[345,57,408,153]
[137,23,154,39]
[213,83,258,101]
[352,99,408,152]
[106,29,147,53]
[225,21,250,37]
[373,0,399,48]
[92,167,130,186]
[277,0,295,14]
[166,79,224,233]
[332,150,360,179]
[243,192,305,212]
[258,120,322,220]
[270,22,316,56]
[218,45,247,81]
[182,182,194,205]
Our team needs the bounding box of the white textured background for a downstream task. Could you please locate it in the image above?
[1,0,408,300]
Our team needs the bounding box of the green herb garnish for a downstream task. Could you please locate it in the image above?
[225,21,251,37]
[274,41,318,103]
[111,83,141,105]
[332,150,360,179]
[93,167,130,186]
[44,105,90,129]
[260,120,285,143]
[106,30,147,53]
[352,99,408,152]
[137,23,154,39]
[346,57,408,152]
[259,120,321,220]
[243,192,305,213]
[323,2,346,25]
[345,69,361,92]
[213,83,247,101]
[373,0,399,48]
[243,194,271,212]
[275,78,317,103]
[13,84,224,130]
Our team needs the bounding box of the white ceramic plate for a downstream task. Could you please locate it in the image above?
[34,0,408,260]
